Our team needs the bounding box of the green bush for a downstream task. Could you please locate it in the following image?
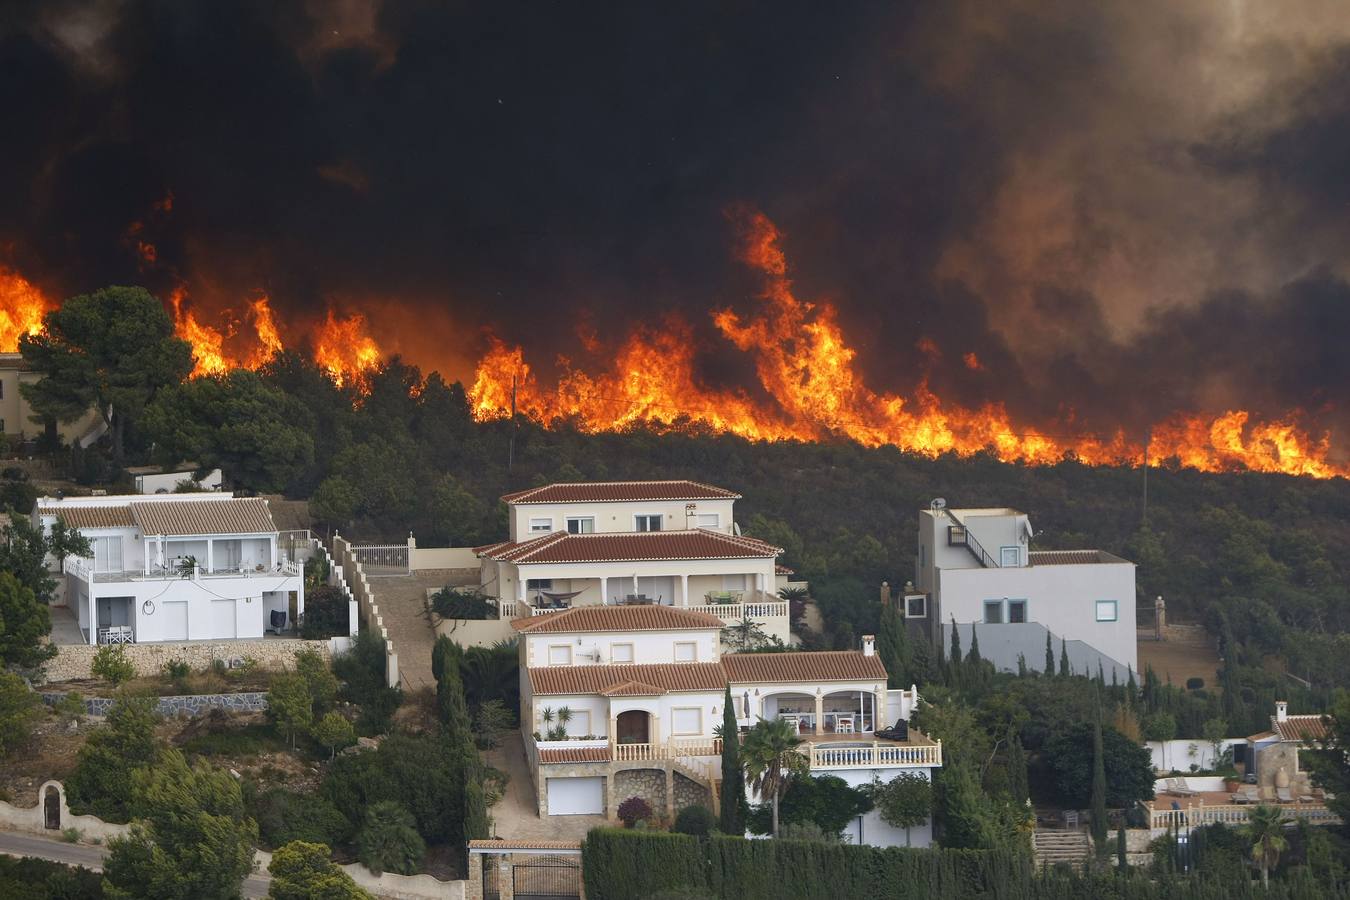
[301,584,350,639]
[672,805,716,837]
[248,787,352,850]
[162,660,191,680]
[332,631,401,734]
[617,796,652,828]
[0,855,104,899]
[356,801,425,876]
[321,733,463,845]
[0,670,42,756]
[91,645,136,685]
[66,694,160,822]
[430,588,497,620]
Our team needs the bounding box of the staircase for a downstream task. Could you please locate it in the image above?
[1033,830,1092,867]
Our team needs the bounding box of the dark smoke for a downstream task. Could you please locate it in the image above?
[2,1,1349,445]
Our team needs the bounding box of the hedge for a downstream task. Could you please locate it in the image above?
[581,829,1350,900]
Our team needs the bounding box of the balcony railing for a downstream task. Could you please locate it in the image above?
[807,740,943,770]
[66,557,302,583]
[684,599,789,622]
[1148,801,1340,833]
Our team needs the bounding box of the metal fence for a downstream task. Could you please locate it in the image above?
[513,856,581,900]
[349,543,410,577]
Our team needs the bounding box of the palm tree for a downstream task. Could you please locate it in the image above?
[741,718,806,837]
[1245,805,1290,888]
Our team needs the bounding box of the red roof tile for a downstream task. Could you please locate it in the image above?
[482,529,780,564]
[501,480,739,504]
[722,651,888,684]
[598,679,669,697]
[469,839,581,850]
[513,605,724,634]
[1275,715,1331,742]
[537,746,611,764]
[529,662,728,696]
[37,505,135,529]
[1029,549,1129,565]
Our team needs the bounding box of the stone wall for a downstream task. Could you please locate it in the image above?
[43,638,332,683]
[41,690,268,717]
[673,771,711,812]
[613,769,666,818]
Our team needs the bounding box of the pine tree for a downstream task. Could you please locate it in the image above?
[1090,702,1108,846]
[1044,631,1055,676]
[719,686,745,835]
[1059,637,1071,677]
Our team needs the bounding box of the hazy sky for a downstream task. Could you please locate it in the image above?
[3,1,1349,434]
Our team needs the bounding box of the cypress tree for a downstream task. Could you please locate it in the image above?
[910,634,933,687]
[1090,702,1108,846]
[1117,826,1127,871]
[966,623,981,665]
[1044,631,1054,676]
[877,598,908,688]
[719,685,745,835]
[947,618,962,688]
[1097,660,1105,687]
[1016,653,1027,678]
[1059,637,1070,677]
[1127,666,1138,700]
[1006,727,1029,804]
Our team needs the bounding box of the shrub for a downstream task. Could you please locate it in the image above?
[91,645,136,685]
[672,805,716,837]
[61,827,82,843]
[295,648,339,714]
[430,588,497,620]
[332,631,401,734]
[162,659,191,680]
[53,690,87,726]
[357,801,425,875]
[1186,677,1205,691]
[321,733,463,845]
[301,584,350,639]
[269,840,374,899]
[0,670,42,756]
[249,787,352,850]
[312,711,357,758]
[617,796,653,828]
[66,694,160,821]
[473,698,513,749]
[0,855,104,900]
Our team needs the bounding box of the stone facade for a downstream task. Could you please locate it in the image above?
[613,768,666,818]
[673,771,711,812]
[41,690,269,718]
[43,638,332,683]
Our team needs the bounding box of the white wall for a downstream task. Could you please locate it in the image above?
[523,627,721,667]
[86,574,301,642]
[833,768,934,849]
[509,556,775,605]
[1147,739,1243,773]
[509,498,736,541]
[936,561,1137,672]
[135,469,223,494]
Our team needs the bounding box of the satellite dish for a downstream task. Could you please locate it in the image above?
[931,498,947,510]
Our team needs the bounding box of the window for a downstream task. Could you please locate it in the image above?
[694,513,720,528]
[0,418,7,432]
[529,517,553,534]
[1000,546,1020,567]
[547,644,572,665]
[1008,600,1027,624]
[635,514,662,532]
[947,525,967,546]
[1096,601,1118,622]
[566,709,592,737]
[674,642,697,662]
[906,595,927,618]
[526,578,553,590]
[610,643,634,663]
[983,600,1004,624]
[566,517,594,534]
[671,707,702,735]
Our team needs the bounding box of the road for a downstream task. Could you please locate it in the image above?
[0,830,272,898]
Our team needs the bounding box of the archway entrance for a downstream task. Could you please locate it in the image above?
[615,710,650,744]
[43,786,60,830]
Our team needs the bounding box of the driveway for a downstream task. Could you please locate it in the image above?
[366,570,468,691]
[0,830,271,898]
[486,733,608,843]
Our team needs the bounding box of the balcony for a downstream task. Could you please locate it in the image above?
[65,557,301,583]
[805,738,942,770]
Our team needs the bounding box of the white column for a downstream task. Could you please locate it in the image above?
[600,576,609,605]
[814,692,824,736]
[269,535,278,569]
[206,539,214,574]
[515,575,526,604]
[87,589,96,645]
[679,573,689,607]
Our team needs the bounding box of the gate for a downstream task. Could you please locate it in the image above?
[349,543,410,577]
[513,855,581,900]
[482,854,502,900]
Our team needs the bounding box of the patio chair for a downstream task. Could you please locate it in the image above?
[1232,786,1260,804]
[1168,778,1198,797]
[1276,787,1294,804]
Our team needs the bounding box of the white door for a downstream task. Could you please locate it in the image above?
[161,601,189,641]
[209,599,237,638]
[547,777,604,816]
[93,537,123,573]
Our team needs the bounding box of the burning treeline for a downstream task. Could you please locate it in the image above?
[2,210,1347,479]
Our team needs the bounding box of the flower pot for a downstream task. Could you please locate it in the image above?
[1224,779,1241,793]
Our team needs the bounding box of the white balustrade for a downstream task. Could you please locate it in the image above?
[807,741,943,770]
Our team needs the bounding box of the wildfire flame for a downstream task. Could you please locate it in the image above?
[0,269,54,352]
[469,211,1349,479]
[313,310,382,389]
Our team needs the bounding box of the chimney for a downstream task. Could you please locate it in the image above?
[1276,700,1288,723]
[880,581,891,606]
[861,635,876,656]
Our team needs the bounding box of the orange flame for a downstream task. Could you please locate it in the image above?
[469,211,1349,479]
[170,288,232,377]
[0,269,55,352]
[313,310,382,389]
[246,294,285,367]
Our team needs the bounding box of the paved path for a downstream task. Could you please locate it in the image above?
[370,570,475,691]
[0,830,271,897]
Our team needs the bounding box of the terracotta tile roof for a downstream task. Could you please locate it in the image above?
[502,480,739,504]
[482,529,780,564]
[1029,549,1129,565]
[1246,731,1278,742]
[1275,715,1331,742]
[598,680,669,697]
[37,505,135,529]
[537,746,611,764]
[469,839,581,851]
[529,662,728,696]
[131,497,277,536]
[775,564,795,575]
[513,605,724,634]
[722,650,888,684]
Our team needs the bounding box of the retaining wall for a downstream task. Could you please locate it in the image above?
[40,690,269,717]
[332,533,399,688]
[43,639,332,683]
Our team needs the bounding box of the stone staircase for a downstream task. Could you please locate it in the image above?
[1033,830,1092,867]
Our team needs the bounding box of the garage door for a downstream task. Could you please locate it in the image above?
[161,602,189,641]
[547,777,603,816]
[209,599,237,638]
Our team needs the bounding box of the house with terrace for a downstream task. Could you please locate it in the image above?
[515,604,942,848]
[474,480,791,644]
[34,493,304,644]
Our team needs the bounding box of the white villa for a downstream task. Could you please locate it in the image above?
[912,502,1138,678]
[34,493,304,644]
[475,481,791,644]
[516,604,942,848]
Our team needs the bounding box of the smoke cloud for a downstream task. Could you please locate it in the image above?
[2,1,1349,444]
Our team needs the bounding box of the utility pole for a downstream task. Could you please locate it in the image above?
[508,374,517,472]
